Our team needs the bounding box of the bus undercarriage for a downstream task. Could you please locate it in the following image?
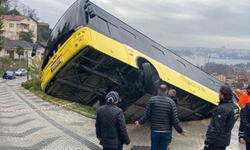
[44,47,216,121]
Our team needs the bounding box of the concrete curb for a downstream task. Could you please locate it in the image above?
[21,87,96,120]
[47,100,96,120]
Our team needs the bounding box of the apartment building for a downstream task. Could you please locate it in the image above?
[2,15,38,43]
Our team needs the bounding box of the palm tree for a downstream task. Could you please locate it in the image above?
[16,45,24,60]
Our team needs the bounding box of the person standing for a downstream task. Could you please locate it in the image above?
[95,91,130,150]
[240,103,250,150]
[242,102,250,149]
[204,86,240,150]
[239,108,246,144]
[168,89,178,105]
[239,85,250,144]
[238,85,250,108]
[135,84,187,150]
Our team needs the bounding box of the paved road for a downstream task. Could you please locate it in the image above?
[0,76,245,150]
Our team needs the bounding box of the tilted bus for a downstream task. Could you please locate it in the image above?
[33,0,239,121]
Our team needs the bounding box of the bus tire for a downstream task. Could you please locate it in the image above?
[142,62,153,93]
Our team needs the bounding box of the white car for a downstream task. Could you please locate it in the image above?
[15,69,27,76]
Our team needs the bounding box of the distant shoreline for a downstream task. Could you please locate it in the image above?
[181,56,249,66]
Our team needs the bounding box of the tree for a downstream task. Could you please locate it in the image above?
[204,63,234,77]
[234,82,244,89]
[0,0,8,52]
[38,24,51,42]
[18,2,39,21]
[4,0,39,21]
[9,0,19,10]
[16,45,24,59]
[2,0,11,12]
[27,8,39,21]
[5,8,20,15]
[19,29,34,43]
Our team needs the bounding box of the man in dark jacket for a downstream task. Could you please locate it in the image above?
[239,85,250,144]
[204,86,240,150]
[135,84,187,150]
[95,91,130,150]
[239,107,246,144]
[242,102,250,149]
[168,89,178,105]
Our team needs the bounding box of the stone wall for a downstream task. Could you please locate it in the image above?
[0,60,26,72]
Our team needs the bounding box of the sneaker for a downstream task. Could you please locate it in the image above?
[239,138,246,144]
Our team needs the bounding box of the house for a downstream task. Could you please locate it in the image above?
[2,14,38,43]
[213,74,227,84]
[0,38,43,65]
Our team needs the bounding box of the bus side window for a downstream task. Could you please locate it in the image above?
[152,45,165,55]
[99,17,110,34]
[108,23,121,41]
[121,27,137,40]
[88,15,100,30]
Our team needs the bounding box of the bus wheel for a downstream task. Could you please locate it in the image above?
[142,62,153,93]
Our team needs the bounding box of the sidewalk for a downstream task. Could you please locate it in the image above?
[0,77,245,150]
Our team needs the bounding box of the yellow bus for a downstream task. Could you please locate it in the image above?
[32,0,238,121]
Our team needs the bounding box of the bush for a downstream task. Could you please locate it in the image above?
[32,79,41,91]
[21,81,33,89]
[0,71,3,77]
[0,56,12,63]
[234,82,244,88]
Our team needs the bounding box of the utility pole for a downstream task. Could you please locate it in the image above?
[26,51,29,81]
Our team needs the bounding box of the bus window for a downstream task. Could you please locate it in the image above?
[99,17,110,34]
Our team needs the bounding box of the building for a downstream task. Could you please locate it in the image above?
[0,38,43,65]
[38,22,49,26]
[213,74,227,84]
[2,15,38,42]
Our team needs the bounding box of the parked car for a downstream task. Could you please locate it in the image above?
[15,69,27,76]
[3,71,16,79]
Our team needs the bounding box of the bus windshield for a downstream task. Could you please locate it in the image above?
[42,0,86,69]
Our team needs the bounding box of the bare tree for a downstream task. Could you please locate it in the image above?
[19,2,29,15]
[27,8,39,21]
[10,0,19,9]
[2,0,11,10]
[18,2,39,21]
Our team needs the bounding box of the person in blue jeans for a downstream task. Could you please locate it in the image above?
[135,84,187,150]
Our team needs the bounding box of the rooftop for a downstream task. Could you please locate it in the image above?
[3,15,38,23]
[4,38,42,50]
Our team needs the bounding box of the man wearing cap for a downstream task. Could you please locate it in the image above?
[95,91,130,150]
[238,85,250,144]
[135,84,187,150]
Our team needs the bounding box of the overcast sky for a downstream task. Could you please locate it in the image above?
[19,0,250,49]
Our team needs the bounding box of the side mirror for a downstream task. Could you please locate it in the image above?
[88,5,96,18]
[32,42,39,57]
[85,8,89,24]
